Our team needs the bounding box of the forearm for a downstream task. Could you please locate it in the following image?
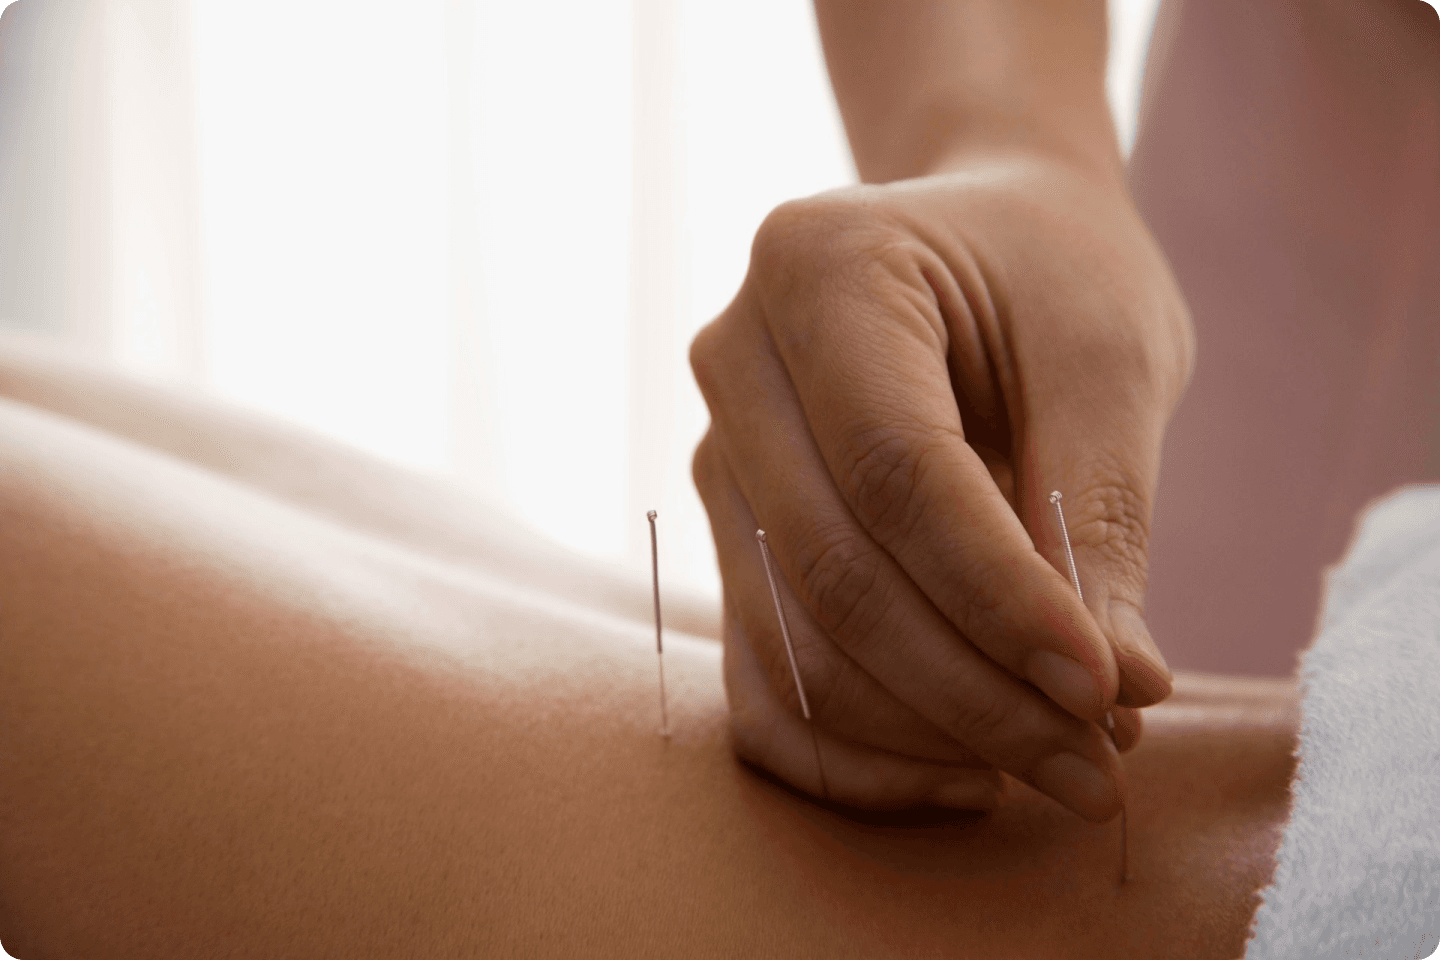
[814,0,1122,183]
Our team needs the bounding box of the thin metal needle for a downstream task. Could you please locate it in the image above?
[1049,491,1129,885]
[1050,491,1084,603]
[755,529,829,801]
[647,510,670,738]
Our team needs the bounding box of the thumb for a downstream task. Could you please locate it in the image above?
[1019,406,1175,709]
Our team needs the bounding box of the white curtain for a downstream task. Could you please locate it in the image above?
[0,0,1158,601]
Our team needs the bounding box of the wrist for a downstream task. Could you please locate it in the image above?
[915,103,1127,191]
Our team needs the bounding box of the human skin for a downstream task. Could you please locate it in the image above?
[692,0,1194,815]
[0,347,1291,958]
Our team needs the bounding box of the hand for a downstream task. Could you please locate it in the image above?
[691,150,1193,821]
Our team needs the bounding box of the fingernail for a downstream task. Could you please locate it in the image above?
[1025,649,1103,718]
[1031,752,1121,823]
[1110,603,1173,701]
[929,778,1002,811]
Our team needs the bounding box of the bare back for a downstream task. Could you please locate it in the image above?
[0,343,1294,958]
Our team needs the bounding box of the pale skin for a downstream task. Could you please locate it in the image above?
[692,0,1196,817]
[0,341,1290,957]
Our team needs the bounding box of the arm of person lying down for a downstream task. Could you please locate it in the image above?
[0,335,717,641]
[0,389,1295,958]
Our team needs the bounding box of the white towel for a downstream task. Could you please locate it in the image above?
[1245,486,1440,959]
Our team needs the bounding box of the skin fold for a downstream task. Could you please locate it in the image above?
[0,344,1293,958]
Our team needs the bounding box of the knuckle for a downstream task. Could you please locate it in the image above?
[687,319,727,404]
[839,424,959,544]
[792,523,892,659]
[751,193,948,360]
[750,194,886,303]
[687,321,713,375]
[841,428,923,537]
[1068,471,1152,590]
[753,196,852,264]
[1070,310,1189,416]
[948,553,1011,640]
[690,430,719,493]
[948,687,1027,748]
[750,199,823,296]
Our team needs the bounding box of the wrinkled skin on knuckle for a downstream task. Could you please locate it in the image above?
[849,237,952,346]
[792,525,893,661]
[835,426,1012,642]
[750,199,833,303]
[752,196,864,278]
[751,195,954,394]
[751,195,897,314]
[943,683,1028,751]
[1068,471,1153,596]
[839,427,925,539]
[946,554,1012,647]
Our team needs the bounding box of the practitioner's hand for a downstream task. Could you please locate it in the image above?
[691,151,1192,820]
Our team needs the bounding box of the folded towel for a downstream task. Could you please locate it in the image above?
[1245,486,1440,959]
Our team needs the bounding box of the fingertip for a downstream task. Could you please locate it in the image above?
[1109,602,1173,707]
[1115,654,1173,708]
[1031,750,1125,824]
[1110,707,1143,753]
[1024,648,1108,721]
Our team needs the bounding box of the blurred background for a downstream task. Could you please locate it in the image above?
[0,0,1160,599]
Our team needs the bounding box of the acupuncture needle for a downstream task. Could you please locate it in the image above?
[647,510,670,738]
[1049,491,1129,885]
[755,529,830,801]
